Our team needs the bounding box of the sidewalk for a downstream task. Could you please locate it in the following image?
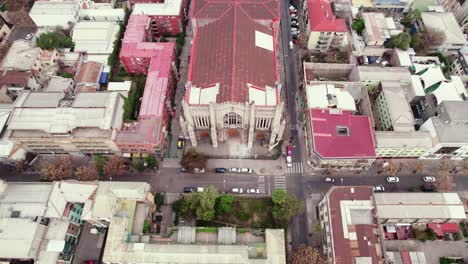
[162,158,287,176]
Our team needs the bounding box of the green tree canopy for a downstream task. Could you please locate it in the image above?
[216,195,234,214]
[386,32,412,50]
[173,186,219,221]
[36,31,74,50]
[401,9,421,27]
[180,148,208,172]
[351,18,365,35]
[271,189,304,227]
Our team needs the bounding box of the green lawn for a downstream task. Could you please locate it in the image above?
[219,197,274,228]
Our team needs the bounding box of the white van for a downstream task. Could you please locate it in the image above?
[286,156,292,167]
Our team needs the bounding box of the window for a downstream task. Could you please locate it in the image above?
[336,126,350,136]
[223,112,242,127]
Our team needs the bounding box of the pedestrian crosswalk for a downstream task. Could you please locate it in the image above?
[273,176,287,190]
[257,175,266,194]
[287,162,303,175]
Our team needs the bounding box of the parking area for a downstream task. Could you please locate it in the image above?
[73,223,106,264]
[385,240,468,263]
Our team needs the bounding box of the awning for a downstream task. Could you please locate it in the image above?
[385,225,396,233]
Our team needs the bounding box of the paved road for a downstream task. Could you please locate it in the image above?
[279,0,309,250]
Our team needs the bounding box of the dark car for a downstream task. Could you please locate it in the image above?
[215,168,226,173]
[368,56,375,64]
[357,56,364,65]
[420,184,437,192]
[183,187,197,193]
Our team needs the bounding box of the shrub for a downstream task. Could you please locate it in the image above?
[143,219,151,233]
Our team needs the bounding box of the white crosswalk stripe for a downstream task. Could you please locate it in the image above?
[286,162,304,175]
[257,176,266,194]
[273,176,287,190]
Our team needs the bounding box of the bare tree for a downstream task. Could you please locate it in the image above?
[385,161,399,176]
[325,168,337,177]
[180,148,207,172]
[75,165,99,181]
[434,170,455,192]
[40,156,73,181]
[103,156,127,178]
[424,27,446,48]
[289,245,327,264]
[413,161,424,174]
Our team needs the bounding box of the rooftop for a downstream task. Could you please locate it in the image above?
[0,70,33,87]
[133,0,183,16]
[374,131,433,149]
[103,216,285,263]
[29,1,79,28]
[324,186,382,264]
[307,0,347,32]
[9,91,123,135]
[76,61,103,85]
[421,116,468,144]
[306,84,356,111]
[309,109,376,159]
[72,22,120,54]
[374,192,466,220]
[187,0,280,104]
[0,218,45,259]
[0,40,41,71]
[45,181,98,219]
[0,182,52,218]
[421,12,467,45]
[379,82,415,132]
[362,13,401,43]
[357,66,412,82]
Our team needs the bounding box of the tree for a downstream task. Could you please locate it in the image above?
[401,9,421,27]
[434,170,455,192]
[103,156,127,178]
[75,165,99,181]
[40,156,73,181]
[413,161,424,174]
[271,189,304,227]
[36,31,74,50]
[352,18,365,35]
[410,32,426,53]
[423,28,445,49]
[289,245,327,264]
[194,186,219,221]
[144,155,158,169]
[216,195,234,214]
[385,161,399,176]
[180,148,207,172]
[386,32,412,50]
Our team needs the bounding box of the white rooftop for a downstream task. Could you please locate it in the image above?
[412,64,463,103]
[305,84,356,111]
[374,131,433,149]
[8,91,122,134]
[394,48,415,67]
[103,217,286,264]
[133,0,183,16]
[0,218,45,259]
[380,82,415,132]
[374,193,466,220]
[0,182,53,218]
[108,81,132,92]
[36,218,70,264]
[421,12,467,46]
[0,40,41,71]
[29,1,79,28]
[78,7,125,19]
[72,22,120,54]
[44,76,73,92]
[362,13,399,43]
[45,181,98,218]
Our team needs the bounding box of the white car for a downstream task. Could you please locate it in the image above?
[376,57,382,64]
[373,185,385,192]
[240,168,253,174]
[246,188,259,194]
[194,168,206,173]
[228,168,240,173]
[25,33,34,40]
[386,176,400,183]
[291,13,298,18]
[323,177,335,183]
[380,61,389,67]
[422,176,436,182]
[231,188,244,194]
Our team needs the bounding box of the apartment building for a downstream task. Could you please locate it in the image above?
[437,0,468,33]
[305,0,348,51]
[7,91,124,156]
[132,0,185,37]
[362,13,402,46]
[318,186,383,263]
[116,14,177,156]
[418,12,467,54]
[375,82,415,132]
[450,51,468,83]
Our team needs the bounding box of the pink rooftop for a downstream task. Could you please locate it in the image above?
[310,109,376,159]
[307,0,347,32]
[187,0,280,103]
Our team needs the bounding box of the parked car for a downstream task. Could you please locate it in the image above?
[240,168,253,174]
[246,188,259,194]
[231,187,244,194]
[291,17,299,23]
[368,56,375,64]
[291,24,299,29]
[373,185,385,192]
[422,176,436,182]
[215,168,227,173]
[289,41,294,50]
[380,61,389,67]
[364,56,369,64]
[177,137,184,149]
[376,56,382,64]
[180,167,188,172]
[420,184,437,192]
[291,20,299,26]
[323,177,335,183]
[25,33,34,40]
[291,13,298,18]
[194,168,206,173]
[183,187,197,193]
[229,167,240,173]
[357,56,364,65]
[386,176,400,183]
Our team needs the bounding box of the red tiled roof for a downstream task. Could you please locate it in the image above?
[187,0,280,103]
[76,61,102,84]
[307,0,347,32]
[327,186,382,264]
[310,109,376,159]
[428,223,459,237]
[0,70,32,86]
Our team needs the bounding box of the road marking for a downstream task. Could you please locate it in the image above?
[273,176,287,190]
[287,162,303,175]
[257,176,266,194]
